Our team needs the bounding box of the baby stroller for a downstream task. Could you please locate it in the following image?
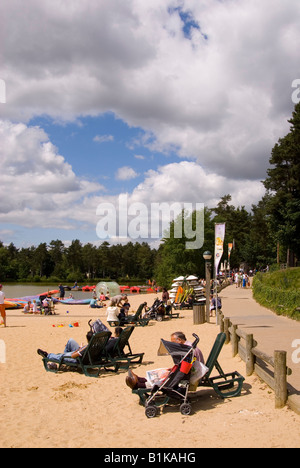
[144,298,172,321]
[144,333,199,418]
[88,318,110,334]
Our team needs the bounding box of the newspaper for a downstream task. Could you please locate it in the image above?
[146,368,170,387]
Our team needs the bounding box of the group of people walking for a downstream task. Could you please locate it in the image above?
[234,272,250,288]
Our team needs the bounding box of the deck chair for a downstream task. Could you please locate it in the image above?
[132,332,244,406]
[125,303,150,327]
[42,331,120,377]
[106,326,144,369]
[198,332,244,398]
[165,304,180,319]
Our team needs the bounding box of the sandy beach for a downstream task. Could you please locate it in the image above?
[1,290,300,449]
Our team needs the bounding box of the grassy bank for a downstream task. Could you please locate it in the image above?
[252,268,300,320]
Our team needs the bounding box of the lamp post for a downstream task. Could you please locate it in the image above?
[203,251,212,323]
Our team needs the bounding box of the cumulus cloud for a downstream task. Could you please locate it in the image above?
[92,160,266,244]
[115,166,139,181]
[0,121,104,228]
[128,161,265,210]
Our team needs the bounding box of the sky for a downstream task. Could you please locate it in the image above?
[0,0,299,248]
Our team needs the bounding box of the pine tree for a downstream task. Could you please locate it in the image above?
[263,103,300,264]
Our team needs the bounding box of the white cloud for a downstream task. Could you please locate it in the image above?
[128,161,265,210]
[115,166,139,181]
[93,134,114,143]
[0,121,104,228]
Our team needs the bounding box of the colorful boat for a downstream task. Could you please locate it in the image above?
[58,298,92,305]
[4,300,23,309]
[81,285,96,292]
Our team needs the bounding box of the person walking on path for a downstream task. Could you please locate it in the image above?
[0,284,6,327]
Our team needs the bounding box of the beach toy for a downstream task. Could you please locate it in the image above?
[73,322,79,327]
[69,324,73,328]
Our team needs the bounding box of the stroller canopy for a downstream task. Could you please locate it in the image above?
[157,339,193,365]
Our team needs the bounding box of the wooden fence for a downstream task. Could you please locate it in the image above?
[219,313,292,409]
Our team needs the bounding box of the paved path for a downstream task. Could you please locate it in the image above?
[219,284,300,414]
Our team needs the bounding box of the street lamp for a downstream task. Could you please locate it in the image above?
[203,251,212,323]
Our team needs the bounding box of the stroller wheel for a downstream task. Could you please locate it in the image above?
[145,405,158,418]
[180,402,192,416]
[156,315,163,322]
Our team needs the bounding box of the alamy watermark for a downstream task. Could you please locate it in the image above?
[291,79,300,104]
[292,339,300,364]
[96,195,204,250]
[0,79,6,104]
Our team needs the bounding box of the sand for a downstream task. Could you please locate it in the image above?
[0,291,300,449]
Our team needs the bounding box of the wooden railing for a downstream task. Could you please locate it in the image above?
[219,313,292,409]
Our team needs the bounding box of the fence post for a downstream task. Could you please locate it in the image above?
[232,324,238,357]
[219,313,224,332]
[274,350,287,409]
[245,333,254,376]
[224,318,230,344]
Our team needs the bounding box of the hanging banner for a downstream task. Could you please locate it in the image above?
[214,223,226,276]
[228,243,233,260]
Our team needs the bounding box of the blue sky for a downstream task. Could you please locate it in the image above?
[0,0,299,247]
[28,114,159,194]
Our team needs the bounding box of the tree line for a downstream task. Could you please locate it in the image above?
[0,240,157,284]
[0,104,299,286]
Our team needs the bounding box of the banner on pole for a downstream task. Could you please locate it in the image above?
[214,223,226,276]
[228,243,233,260]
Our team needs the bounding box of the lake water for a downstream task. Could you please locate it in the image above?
[2,284,93,301]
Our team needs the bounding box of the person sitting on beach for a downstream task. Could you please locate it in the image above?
[180,294,194,309]
[37,331,94,366]
[117,301,132,324]
[117,307,127,325]
[89,298,102,309]
[32,300,39,314]
[125,331,204,390]
[23,301,32,314]
[105,327,123,356]
[106,305,120,323]
[42,298,50,315]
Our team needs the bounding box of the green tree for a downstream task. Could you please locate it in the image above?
[65,240,84,280]
[212,195,251,269]
[82,243,98,279]
[263,103,300,265]
[154,207,213,287]
[242,194,276,268]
